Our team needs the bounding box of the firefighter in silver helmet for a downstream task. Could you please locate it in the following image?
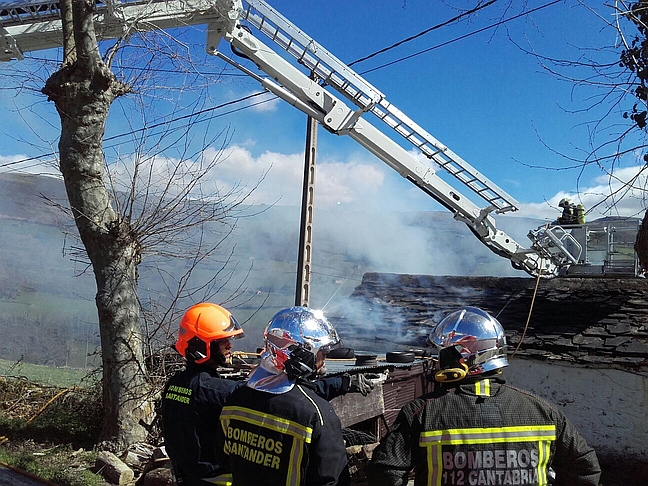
[162,304,363,485]
[368,306,601,486]
[215,306,351,485]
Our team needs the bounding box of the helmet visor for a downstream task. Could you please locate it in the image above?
[225,314,245,340]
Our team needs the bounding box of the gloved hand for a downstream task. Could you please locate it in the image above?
[348,373,377,396]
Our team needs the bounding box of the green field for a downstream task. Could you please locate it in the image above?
[0,358,92,388]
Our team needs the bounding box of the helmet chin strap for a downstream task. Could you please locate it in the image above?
[435,363,468,383]
[435,345,469,383]
[284,345,316,380]
[186,337,208,363]
[210,341,228,367]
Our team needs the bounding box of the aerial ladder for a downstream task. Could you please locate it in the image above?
[1,0,639,278]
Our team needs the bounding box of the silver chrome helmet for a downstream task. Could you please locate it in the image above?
[262,306,341,379]
[427,307,508,379]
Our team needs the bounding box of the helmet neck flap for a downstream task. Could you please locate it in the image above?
[246,354,295,394]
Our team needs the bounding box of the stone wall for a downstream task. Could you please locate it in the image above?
[338,273,648,368]
[506,360,648,484]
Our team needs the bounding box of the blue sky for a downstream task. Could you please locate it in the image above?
[1,1,646,252]
[189,0,647,221]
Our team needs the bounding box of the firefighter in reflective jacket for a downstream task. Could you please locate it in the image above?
[368,307,601,486]
[163,304,368,485]
[162,303,245,486]
[215,306,351,486]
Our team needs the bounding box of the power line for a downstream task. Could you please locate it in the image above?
[0,92,269,170]
[3,1,561,169]
[26,56,250,77]
[101,97,272,150]
[348,0,496,67]
[103,92,265,143]
[356,0,561,76]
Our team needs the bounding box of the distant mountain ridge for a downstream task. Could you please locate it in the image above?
[0,172,69,225]
[0,171,551,278]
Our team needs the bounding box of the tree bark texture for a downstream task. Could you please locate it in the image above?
[42,0,152,450]
[635,210,648,272]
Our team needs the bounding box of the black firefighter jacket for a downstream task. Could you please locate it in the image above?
[368,375,601,486]
[161,363,240,485]
[161,363,349,485]
[215,383,351,486]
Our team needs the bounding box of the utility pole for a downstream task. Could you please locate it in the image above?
[295,73,318,307]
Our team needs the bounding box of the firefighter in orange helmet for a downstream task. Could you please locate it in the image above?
[162,302,245,485]
[173,302,244,367]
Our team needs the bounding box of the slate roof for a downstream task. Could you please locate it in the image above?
[332,273,648,370]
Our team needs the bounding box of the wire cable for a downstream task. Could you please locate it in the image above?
[357,0,561,76]
[348,0,496,67]
[0,91,268,170]
[3,1,560,172]
[512,257,544,357]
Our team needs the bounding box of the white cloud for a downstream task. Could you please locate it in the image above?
[223,89,280,113]
[247,92,281,113]
[0,145,387,210]
[516,165,648,221]
[203,144,386,209]
[6,146,648,222]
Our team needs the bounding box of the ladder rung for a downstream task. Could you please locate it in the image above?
[250,1,522,212]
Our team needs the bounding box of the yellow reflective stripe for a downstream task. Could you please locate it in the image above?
[201,473,233,485]
[474,379,490,397]
[220,406,312,486]
[420,425,556,445]
[426,443,443,486]
[221,406,313,442]
[419,425,556,486]
[288,434,304,486]
[538,438,552,486]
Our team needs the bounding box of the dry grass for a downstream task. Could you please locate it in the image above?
[0,376,109,485]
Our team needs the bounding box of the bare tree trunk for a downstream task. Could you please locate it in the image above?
[42,0,152,449]
[635,210,648,271]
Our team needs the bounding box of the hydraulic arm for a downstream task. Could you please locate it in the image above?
[1,0,589,277]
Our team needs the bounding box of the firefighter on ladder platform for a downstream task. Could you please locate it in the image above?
[557,197,586,225]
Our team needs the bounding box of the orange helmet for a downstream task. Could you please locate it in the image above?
[175,303,244,364]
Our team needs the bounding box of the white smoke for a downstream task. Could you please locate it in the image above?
[6,143,647,283]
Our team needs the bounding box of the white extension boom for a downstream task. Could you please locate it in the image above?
[1,0,585,277]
